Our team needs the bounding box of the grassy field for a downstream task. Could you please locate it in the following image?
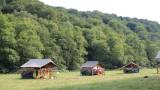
[0,69,160,90]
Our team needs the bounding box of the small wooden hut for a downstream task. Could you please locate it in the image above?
[155,51,160,74]
[20,59,57,79]
[80,61,105,76]
[123,62,139,73]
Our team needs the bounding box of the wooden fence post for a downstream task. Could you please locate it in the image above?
[157,64,159,74]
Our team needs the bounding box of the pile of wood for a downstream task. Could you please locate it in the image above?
[123,62,139,73]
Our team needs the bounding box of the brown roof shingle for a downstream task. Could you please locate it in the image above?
[21,59,56,68]
[81,61,98,67]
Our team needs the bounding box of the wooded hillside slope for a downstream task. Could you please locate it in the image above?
[0,0,160,72]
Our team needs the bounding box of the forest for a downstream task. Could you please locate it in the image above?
[0,0,160,72]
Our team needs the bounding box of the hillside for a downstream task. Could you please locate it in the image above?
[0,0,160,72]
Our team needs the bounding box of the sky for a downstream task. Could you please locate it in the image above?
[39,0,160,23]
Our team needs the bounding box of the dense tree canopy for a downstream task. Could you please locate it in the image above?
[0,0,160,72]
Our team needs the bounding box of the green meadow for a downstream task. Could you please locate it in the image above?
[0,69,160,90]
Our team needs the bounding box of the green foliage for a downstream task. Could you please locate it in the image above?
[0,0,160,72]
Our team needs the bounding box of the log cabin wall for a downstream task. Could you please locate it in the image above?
[37,68,53,79]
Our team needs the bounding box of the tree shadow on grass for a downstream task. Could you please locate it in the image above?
[39,76,160,90]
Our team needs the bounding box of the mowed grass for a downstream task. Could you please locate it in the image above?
[0,69,160,90]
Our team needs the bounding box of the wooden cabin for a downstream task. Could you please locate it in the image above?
[80,61,105,76]
[155,51,160,74]
[20,59,57,79]
[123,62,139,73]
